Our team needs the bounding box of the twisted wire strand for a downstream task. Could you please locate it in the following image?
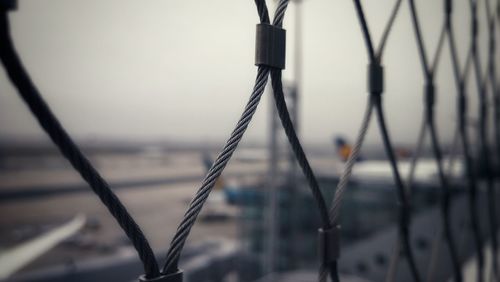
[385,239,402,282]
[329,99,374,224]
[445,126,461,177]
[353,0,376,60]
[270,69,331,227]
[385,118,426,282]
[255,0,270,24]
[445,6,485,281]
[256,2,340,280]
[162,0,291,274]
[470,2,498,281]
[457,87,485,282]
[321,98,374,282]
[351,1,421,281]
[408,119,427,188]
[374,95,422,282]
[162,66,270,273]
[431,24,448,73]
[407,1,462,280]
[0,10,160,278]
[486,0,500,171]
[263,1,340,279]
[483,1,499,279]
[376,0,404,60]
[270,69,336,282]
[322,2,404,279]
[428,113,463,282]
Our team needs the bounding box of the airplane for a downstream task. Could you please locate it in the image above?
[333,135,465,186]
[0,215,86,280]
[212,135,465,208]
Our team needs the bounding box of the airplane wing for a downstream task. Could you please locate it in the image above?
[0,214,86,280]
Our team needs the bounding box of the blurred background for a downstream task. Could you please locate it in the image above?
[0,0,498,281]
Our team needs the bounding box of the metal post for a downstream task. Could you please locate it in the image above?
[267,87,279,279]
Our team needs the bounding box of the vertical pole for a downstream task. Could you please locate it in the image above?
[287,0,302,269]
[267,87,279,279]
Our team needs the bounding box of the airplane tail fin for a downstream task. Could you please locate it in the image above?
[334,136,362,162]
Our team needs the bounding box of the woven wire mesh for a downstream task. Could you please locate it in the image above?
[0,0,499,281]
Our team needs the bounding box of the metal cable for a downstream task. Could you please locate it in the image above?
[445,2,485,280]
[269,67,339,282]
[162,0,291,275]
[374,94,422,282]
[407,0,462,280]
[319,99,373,282]
[350,1,422,281]
[470,1,499,280]
[162,66,271,274]
[322,3,405,282]
[1,1,498,282]
[270,69,331,226]
[259,1,339,280]
[408,119,427,188]
[0,9,160,278]
[484,1,500,279]
[385,118,426,282]
[329,99,374,225]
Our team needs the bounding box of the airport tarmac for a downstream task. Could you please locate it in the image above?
[0,149,338,274]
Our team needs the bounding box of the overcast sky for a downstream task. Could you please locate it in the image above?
[0,0,497,147]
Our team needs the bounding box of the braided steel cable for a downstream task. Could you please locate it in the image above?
[485,0,500,277]
[407,1,462,280]
[445,2,485,280]
[270,69,335,282]
[408,120,427,187]
[0,9,160,278]
[162,0,291,275]
[323,2,404,281]
[1,1,498,282]
[445,127,460,177]
[328,99,373,225]
[259,2,341,280]
[329,0,402,226]
[350,1,422,281]
[374,93,422,282]
[487,0,500,172]
[385,118,426,282]
[162,66,271,274]
[270,69,331,226]
[469,1,499,280]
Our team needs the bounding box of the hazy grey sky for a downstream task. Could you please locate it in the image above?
[0,0,496,147]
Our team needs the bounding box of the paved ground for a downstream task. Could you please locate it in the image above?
[0,150,339,274]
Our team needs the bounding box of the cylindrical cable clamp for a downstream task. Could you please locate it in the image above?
[255,23,286,69]
[139,270,183,282]
[368,63,384,94]
[445,0,452,15]
[425,81,435,108]
[472,18,478,39]
[0,0,17,10]
[318,226,340,264]
[458,94,467,121]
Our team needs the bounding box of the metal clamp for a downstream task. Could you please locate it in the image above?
[255,23,286,69]
[0,0,17,10]
[445,0,452,15]
[425,80,435,108]
[139,270,183,282]
[318,226,341,264]
[368,63,384,94]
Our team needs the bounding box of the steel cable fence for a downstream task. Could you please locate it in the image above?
[0,0,499,282]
